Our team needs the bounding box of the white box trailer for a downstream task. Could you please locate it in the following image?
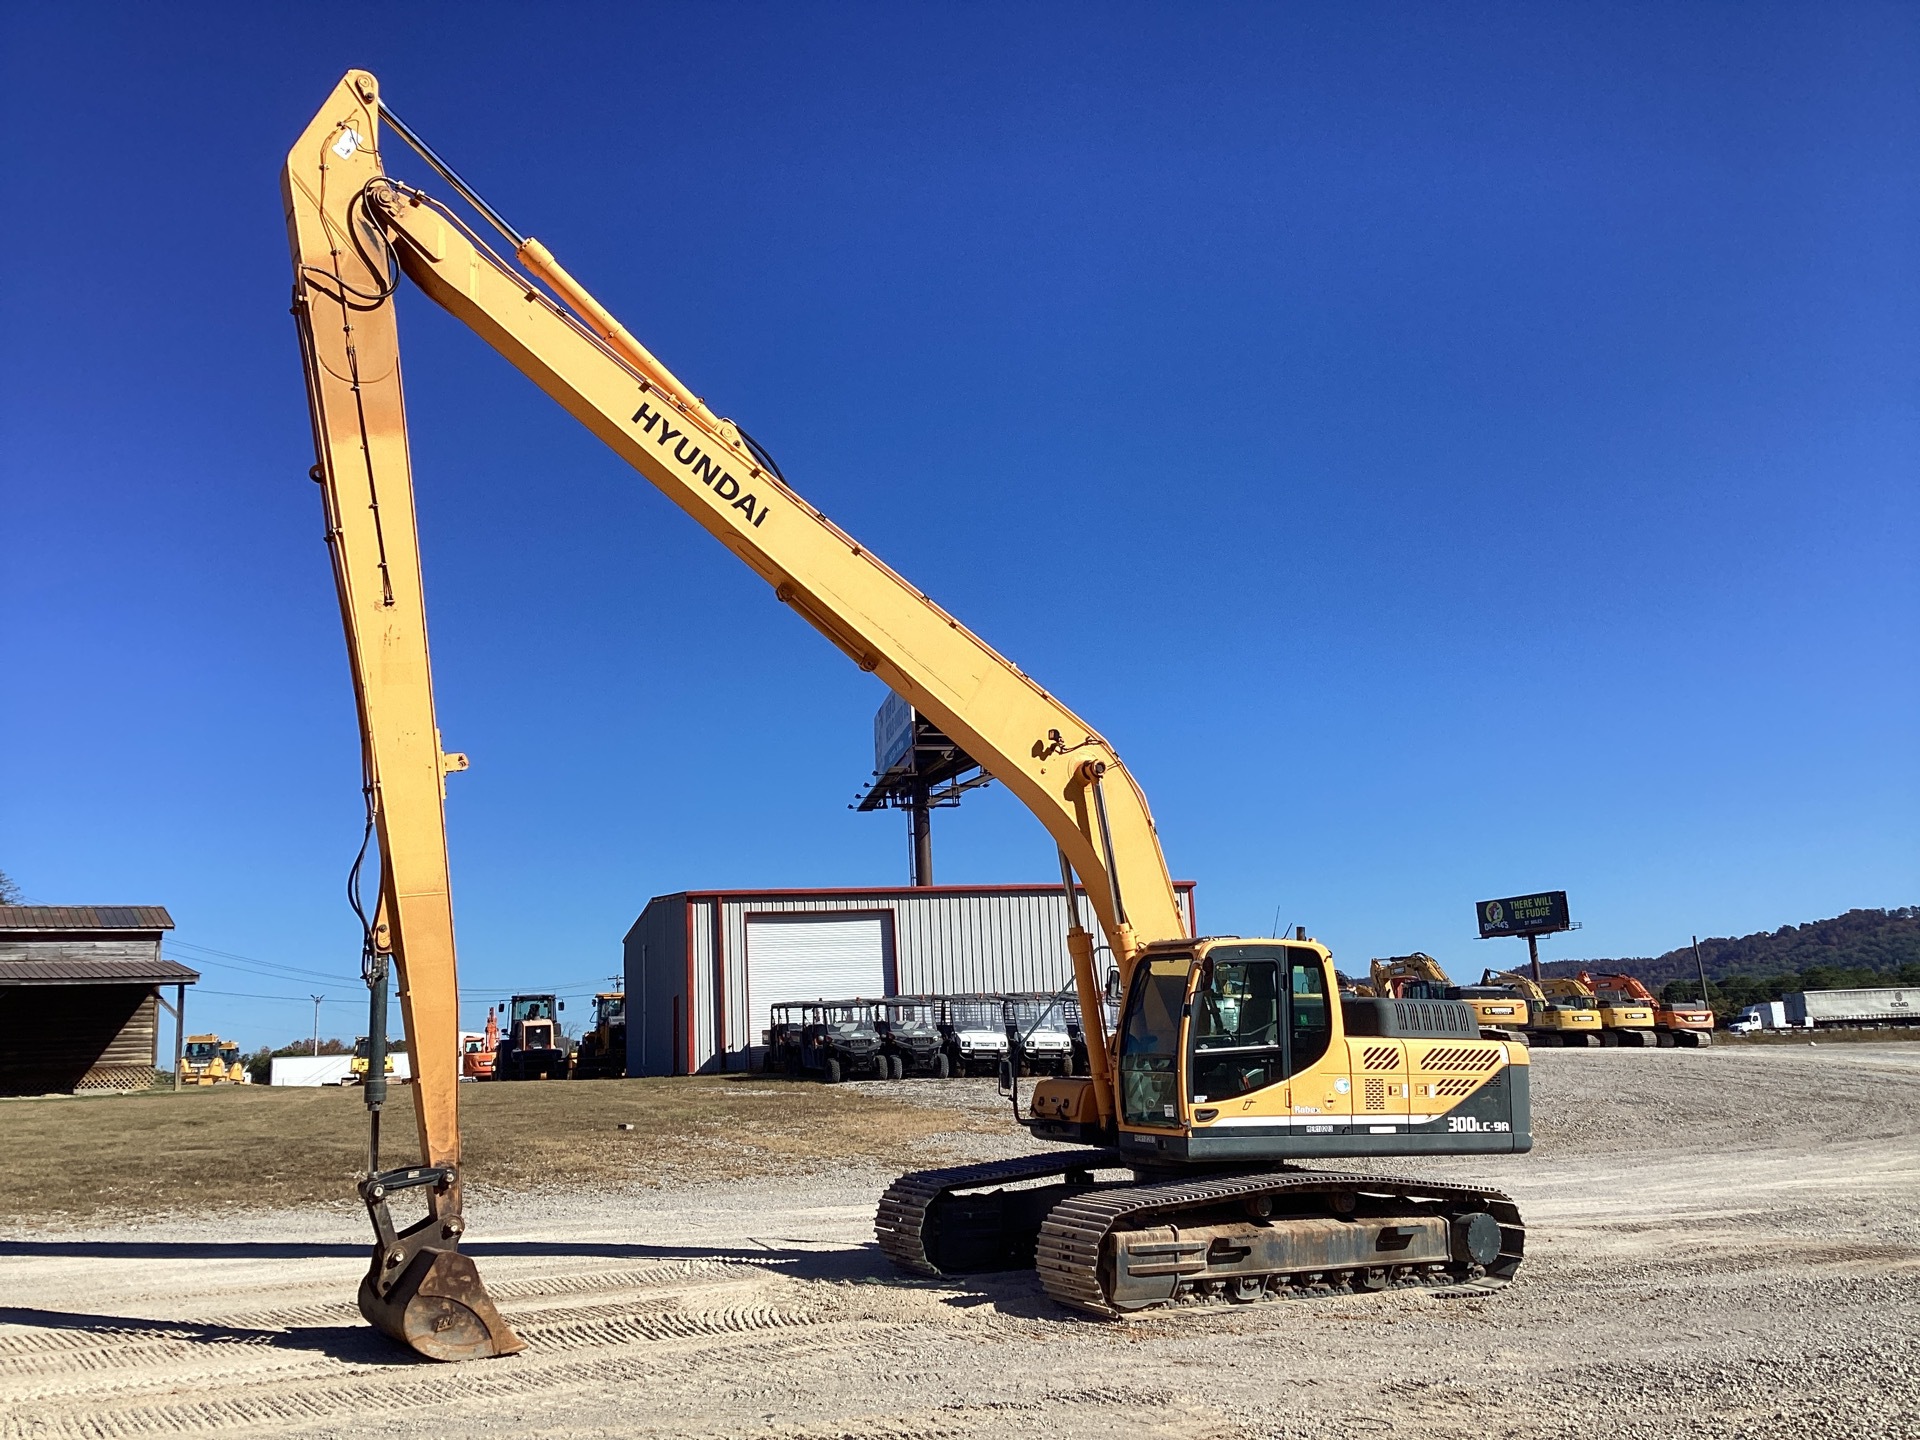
[1786,987,1919,1028]
[270,1053,414,1086]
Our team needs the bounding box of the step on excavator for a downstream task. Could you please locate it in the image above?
[285,71,1530,1359]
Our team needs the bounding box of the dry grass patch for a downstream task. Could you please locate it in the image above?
[0,1075,1001,1225]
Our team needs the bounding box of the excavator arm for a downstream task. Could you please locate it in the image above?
[286,71,1183,1358]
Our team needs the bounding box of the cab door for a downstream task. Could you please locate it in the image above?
[1280,947,1354,1131]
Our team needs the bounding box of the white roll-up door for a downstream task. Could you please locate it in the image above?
[746,913,888,1045]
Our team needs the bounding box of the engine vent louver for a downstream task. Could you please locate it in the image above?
[1419,1045,1501,1073]
[1361,1045,1399,1071]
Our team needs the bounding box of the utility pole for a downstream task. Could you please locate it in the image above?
[310,994,325,1055]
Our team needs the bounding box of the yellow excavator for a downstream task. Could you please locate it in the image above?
[1542,975,1656,1047]
[1481,970,1604,1047]
[1368,954,1530,1041]
[285,71,1530,1359]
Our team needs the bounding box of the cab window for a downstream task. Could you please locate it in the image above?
[1288,948,1332,1073]
[1189,958,1283,1102]
[1119,958,1189,1128]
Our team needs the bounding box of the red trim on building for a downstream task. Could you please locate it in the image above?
[682,901,695,1077]
[710,899,726,1070]
[681,881,1198,903]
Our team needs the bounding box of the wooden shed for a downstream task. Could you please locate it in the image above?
[0,906,198,1094]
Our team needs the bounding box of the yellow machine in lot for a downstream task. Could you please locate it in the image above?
[1481,971,1604,1047]
[178,1035,245,1085]
[350,1036,398,1083]
[283,70,1531,1357]
[1369,954,1530,1040]
[571,993,627,1080]
[1542,976,1656,1047]
[1584,970,1714,1047]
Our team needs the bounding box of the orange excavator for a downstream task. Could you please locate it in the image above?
[1581,972,1714,1048]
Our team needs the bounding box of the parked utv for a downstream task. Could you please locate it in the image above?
[1002,991,1077,1076]
[937,995,1010,1076]
[874,997,949,1078]
[765,1000,886,1083]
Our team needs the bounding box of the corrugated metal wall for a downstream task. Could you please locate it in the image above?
[623,898,690,1079]
[626,885,1194,1076]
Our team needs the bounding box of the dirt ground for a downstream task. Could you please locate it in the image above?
[0,1074,1006,1223]
[1,1045,1916,1440]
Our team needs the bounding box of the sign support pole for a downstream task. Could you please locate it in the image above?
[1527,933,1541,983]
[909,781,933,887]
[1692,935,1710,1014]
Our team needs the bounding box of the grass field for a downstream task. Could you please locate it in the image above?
[0,1076,1001,1225]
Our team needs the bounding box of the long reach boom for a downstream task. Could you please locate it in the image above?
[287,70,1182,1358]
[287,70,1531,1358]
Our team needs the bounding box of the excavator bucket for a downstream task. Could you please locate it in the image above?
[357,1246,525,1362]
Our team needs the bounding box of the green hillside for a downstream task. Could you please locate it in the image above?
[1538,906,1920,1016]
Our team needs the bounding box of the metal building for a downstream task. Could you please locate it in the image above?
[0,906,198,1094]
[624,882,1197,1076]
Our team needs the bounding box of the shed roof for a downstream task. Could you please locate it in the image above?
[0,956,199,987]
[0,906,175,933]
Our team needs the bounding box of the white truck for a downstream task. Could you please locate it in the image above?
[1728,1001,1792,1034]
[1729,987,1918,1033]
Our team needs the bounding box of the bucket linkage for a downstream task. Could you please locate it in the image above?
[356,949,522,1361]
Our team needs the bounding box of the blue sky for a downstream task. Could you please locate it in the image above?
[3,4,1913,1050]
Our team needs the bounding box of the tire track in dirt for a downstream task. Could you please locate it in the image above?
[0,1324,885,1440]
[221,1256,775,1330]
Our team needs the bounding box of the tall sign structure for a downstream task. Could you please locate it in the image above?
[1476,890,1573,981]
[853,693,992,885]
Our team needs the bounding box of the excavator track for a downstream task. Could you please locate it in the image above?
[876,1150,1125,1276]
[1036,1167,1523,1316]
[878,1157,1523,1318]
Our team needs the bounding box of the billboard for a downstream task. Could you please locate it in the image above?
[1476,890,1570,939]
[873,692,914,777]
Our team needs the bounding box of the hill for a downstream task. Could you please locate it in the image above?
[1536,906,1920,1012]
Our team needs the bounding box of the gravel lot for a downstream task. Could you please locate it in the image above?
[1,1044,1915,1439]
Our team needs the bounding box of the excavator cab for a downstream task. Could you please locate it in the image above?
[1031,938,1530,1162]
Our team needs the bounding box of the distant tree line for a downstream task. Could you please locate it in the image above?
[1534,906,1919,1020]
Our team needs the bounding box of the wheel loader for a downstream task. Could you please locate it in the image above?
[571,992,627,1079]
[178,1035,245,1085]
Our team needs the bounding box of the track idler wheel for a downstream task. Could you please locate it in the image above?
[359,1246,524,1361]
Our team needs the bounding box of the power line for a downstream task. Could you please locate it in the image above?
[194,989,364,1004]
